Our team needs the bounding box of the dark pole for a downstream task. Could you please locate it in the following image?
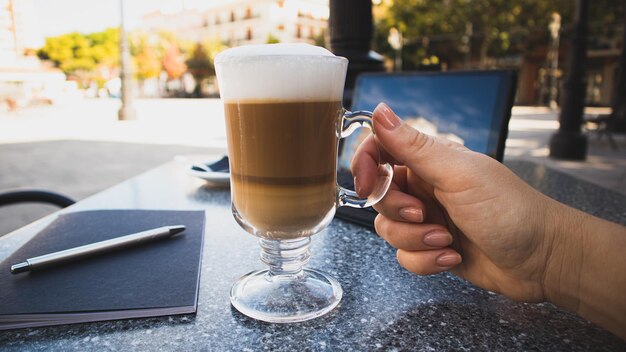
[610,9,626,133]
[549,0,589,160]
[118,0,136,120]
[329,0,385,107]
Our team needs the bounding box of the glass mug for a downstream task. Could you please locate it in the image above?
[215,44,392,323]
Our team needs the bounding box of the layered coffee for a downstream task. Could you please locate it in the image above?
[215,44,348,239]
[225,100,341,236]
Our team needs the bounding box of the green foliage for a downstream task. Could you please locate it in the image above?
[193,38,229,62]
[587,1,625,48]
[87,28,120,67]
[131,32,162,81]
[186,43,214,80]
[373,0,623,69]
[38,28,119,75]
[37,27,224,90]
[312,30,328,48]
[266,34,281,44]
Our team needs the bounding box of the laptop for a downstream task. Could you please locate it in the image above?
[335,70,517,228]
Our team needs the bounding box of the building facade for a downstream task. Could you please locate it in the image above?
[140,9,205,43]
[200,0,329,46]
[140,0,329,46]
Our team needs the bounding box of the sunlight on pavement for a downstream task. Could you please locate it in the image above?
[0,98,227,150]
[508,118,559,131]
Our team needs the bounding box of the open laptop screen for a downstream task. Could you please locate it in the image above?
[338,71,515,171]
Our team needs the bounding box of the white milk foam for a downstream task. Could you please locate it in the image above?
[215,44,347,102]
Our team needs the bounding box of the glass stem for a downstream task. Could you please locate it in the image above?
[259,237,311,277]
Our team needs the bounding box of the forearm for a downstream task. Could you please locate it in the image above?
[543,200,626,340]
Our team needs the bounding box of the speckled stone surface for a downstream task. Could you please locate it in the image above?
[0,160,624,351]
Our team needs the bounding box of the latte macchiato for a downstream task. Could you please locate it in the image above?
[216,44,347,239]
[217,44,392,323]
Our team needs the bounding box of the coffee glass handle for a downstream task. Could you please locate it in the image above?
[337,110,393,208]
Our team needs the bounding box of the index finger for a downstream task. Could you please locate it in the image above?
[350,134,378,197]
[351,134,400,197]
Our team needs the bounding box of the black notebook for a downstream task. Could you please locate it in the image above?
[0,209,206,330]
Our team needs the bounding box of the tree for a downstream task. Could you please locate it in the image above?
[313,30,328,48]
[375,0,580,67]
[130,33,162,95]
[38,28,119,87]
[162,44,186,80]
[202,38,229,61]
[185,43,214,97]
[38,33,96,82]
[373,0,622,70]
[87,28,119,69]
[266,34,280,44]
[186,43,214,79]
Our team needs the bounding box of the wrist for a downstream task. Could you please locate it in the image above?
[541,199,626,339]
[540,198,585,311]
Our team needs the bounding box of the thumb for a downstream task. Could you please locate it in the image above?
[372,103,469,187]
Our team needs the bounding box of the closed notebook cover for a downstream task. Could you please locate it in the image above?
[0,209,205,330]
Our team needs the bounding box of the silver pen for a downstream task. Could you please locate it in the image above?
[10,225,186,274]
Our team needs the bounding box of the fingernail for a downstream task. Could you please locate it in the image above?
[399,207,423,222]
[436,253,462,267]
[423,232,453,247]
[354,176,361,196]
[376,103,402,130]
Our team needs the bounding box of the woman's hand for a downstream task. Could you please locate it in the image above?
[352,103,560,302]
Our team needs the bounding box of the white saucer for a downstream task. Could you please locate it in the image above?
[188,168,230,186]
[176,155,231,186]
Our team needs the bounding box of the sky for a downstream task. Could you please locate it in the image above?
[29,0,231,42]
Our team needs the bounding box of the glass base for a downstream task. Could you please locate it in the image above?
[230,268,343,323]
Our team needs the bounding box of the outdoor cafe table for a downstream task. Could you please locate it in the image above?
[1,159,625,351]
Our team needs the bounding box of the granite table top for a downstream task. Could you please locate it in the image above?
[0,159,624,351]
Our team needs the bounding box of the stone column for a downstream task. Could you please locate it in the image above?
[549,0,589,160]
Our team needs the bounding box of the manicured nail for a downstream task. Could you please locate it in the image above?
[436,253,462,267]
[423,232,453,247]
[354,176,361,196]
[376,103,402,130]
[399,207,423,222]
